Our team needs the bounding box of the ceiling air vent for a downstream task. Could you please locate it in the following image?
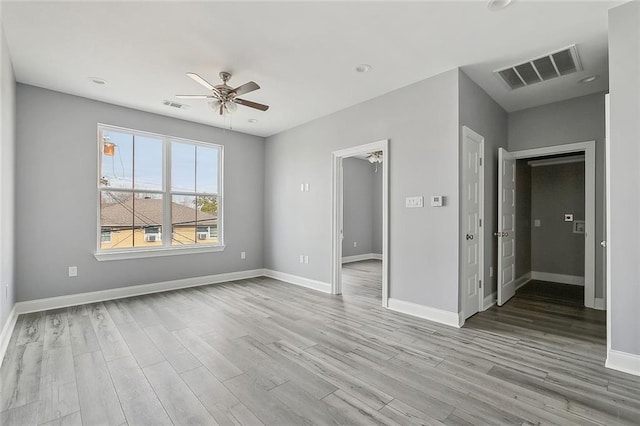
[495,45,582,90]
[163,100,188,109]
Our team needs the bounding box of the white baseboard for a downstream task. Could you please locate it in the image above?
[530,271,584,286]
[342,253,382,264]
[594,297,606,310]
[0,305,18,368]
[14,269,266,315]
[263,269,331,293]
[606,349,640,377]
[514,272,532,291]
[483,292,497,310]
[388,298,461,328]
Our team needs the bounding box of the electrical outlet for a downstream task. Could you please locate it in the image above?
[68,266,78,277]
[353,241,357,248]
[299,255,304,264]
[304,255,309,264]
[240,251,246,260]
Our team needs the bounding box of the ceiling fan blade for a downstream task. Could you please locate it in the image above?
[175,95,217,99]
[234,98,269,111]
[186,72,220,94]
[232,81,260,96]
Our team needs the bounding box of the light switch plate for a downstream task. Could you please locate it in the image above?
[534,219,541,227]
[430,196,443,207]
[405,196,424,208]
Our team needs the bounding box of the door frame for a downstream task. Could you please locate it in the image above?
[331,139,389,307]
[461,127,485,319]
[605,94,611,355]
[508,140,596,309]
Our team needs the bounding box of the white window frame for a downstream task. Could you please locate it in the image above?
[95,124,225,261]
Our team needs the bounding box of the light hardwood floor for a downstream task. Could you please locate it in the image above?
[1,260,639,425]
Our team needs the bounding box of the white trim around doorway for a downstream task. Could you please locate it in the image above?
[331,140,389,307]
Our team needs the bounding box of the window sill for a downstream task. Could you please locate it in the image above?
[94,245,226,261]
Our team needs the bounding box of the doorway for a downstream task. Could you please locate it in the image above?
[341,156,383,299]
[331,140,389,307]
[515,153,586,305]
[497,141,596,308]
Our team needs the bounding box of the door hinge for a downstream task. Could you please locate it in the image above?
[479,280,482,288]
[479,157,482,166]
[479,218,482,227]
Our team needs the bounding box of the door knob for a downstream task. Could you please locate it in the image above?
[493,232,509,237]
[466,234,474,240]
[600,240,607,248]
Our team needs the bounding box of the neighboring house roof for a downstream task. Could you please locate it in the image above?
[101,197,216,228]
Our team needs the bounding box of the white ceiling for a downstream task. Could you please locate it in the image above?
[1,1,619,137]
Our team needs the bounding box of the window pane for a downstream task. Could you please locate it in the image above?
[134,135,163,191]
[196,145,219,194]
[100,191,133,249]
[100,130,133,189]
[171,142,195,192]
[100,191,163,249]
[132,193,163,247]
[171,195,196,245]
[196,195,219,244]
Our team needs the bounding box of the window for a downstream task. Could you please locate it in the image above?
[97,124,223,257]
[101,228,112,243]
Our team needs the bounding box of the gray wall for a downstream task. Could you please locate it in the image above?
[531,162,585,277]
[608,2,640,355]
[15,84,265,301]
[342,157,382,258]
[265,69,460,312]
[515,160,531,278]
[458,70,508,299]
[0,25,16,330]
[508,92,605,298]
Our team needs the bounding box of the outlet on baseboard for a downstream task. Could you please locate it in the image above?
[353,241,357,247]
[68,266,78,277]
[240,251,246,260]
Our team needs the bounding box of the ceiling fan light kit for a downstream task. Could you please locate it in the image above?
[177,71,269,116]
[367,151,383,163]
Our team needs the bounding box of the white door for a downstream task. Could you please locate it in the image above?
[462,127,483,319]
[497,148,517,306]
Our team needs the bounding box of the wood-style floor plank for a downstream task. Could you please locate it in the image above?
[143,361,217,425]
[73,350,125,425]
[2,260,640,425]
[106,355,172,425]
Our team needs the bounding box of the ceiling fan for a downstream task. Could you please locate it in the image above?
[176,71,269,115]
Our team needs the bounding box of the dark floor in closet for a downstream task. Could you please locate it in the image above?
[516,279,585,306]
